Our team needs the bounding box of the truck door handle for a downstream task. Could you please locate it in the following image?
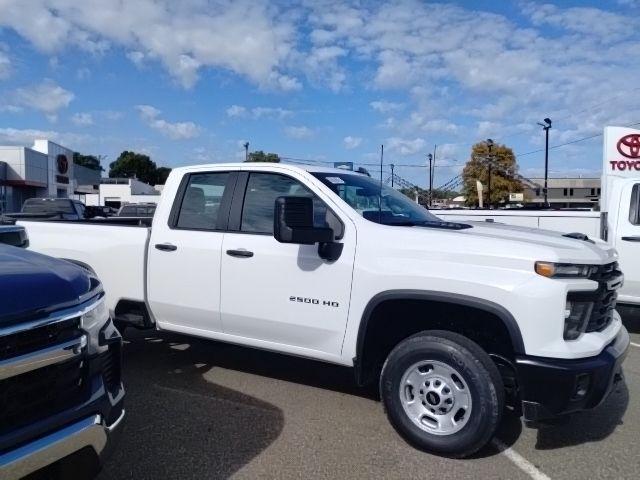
[621,236,640,242]
[226,249,254,258]
[155,243,178,252]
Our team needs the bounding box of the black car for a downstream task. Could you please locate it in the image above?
[0,245,125,479]
[116,203,156,218]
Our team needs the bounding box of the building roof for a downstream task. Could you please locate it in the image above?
[527,178,600,188]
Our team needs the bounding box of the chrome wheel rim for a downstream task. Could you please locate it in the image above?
[399,360,473,436]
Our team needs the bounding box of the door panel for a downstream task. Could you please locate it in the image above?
[220,171,355,355]
[615,183,640,301]
[147,171,233,332]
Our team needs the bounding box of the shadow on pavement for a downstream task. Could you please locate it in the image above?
[618,304,640,334]
[97,329,286,480]
[533,377,629,450]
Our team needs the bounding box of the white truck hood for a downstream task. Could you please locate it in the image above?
[458,221,617,265]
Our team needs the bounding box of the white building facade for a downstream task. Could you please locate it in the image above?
[84,178,161,208]
[0,140,100,213]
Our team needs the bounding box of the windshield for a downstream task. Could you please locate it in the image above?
[311,172,448,226]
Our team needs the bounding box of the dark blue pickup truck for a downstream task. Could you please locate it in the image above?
[0,241,125,478]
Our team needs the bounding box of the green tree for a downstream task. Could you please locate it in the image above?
[246,150,280,163]
[73,152,104,172]
[155,166,172,185]
[109,151,160,185]
[461,141,522,207]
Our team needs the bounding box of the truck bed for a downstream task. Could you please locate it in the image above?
[17,219,151,317]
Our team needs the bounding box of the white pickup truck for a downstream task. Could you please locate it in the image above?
[19,162,629,457]
[438,126,640,306]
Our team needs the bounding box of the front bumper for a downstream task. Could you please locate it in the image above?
[0,410,124,480]
[515,326,630,422]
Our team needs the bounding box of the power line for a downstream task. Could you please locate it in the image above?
[515,120,640,158]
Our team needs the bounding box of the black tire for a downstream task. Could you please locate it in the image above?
[380,330,504,458]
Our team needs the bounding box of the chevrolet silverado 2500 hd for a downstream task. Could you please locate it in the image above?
[19,163,629,457]
[0,244,124,479]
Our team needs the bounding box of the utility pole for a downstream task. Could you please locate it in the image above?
[431,144,437,205]
[537,118,552,208]
[427,153,433,207]
[486,138,494,209]
[243,142,249,162]
[390,163,395,187]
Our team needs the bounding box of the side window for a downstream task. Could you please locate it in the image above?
[176,172,230,230]
[240,173,330,235]
[629,184,640,225]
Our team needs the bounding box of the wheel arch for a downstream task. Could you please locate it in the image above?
[354,290,525,386]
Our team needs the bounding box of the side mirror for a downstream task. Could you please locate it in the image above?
[274,196,333,245]
[274,196,344,262]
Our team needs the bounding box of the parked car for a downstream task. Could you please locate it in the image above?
[19,162,629,457]
[85,205,118,219]
[0,244,124,479]
[4,198,87,220]
[116,203,156,218]
[0,222,28,248]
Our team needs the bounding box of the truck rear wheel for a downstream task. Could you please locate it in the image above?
[380,330,504,458]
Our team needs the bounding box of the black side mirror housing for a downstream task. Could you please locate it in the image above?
[274,196,343,261]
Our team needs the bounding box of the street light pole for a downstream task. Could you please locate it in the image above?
[390,163,395,187]
[486,138,494,209]
[427,153,433,206]
[537,118,552,207]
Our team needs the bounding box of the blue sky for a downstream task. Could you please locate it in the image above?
[1,0,640,189]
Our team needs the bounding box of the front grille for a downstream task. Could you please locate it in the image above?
[0,317,81,361]
[0,356,89,433]
[585,262,621,332]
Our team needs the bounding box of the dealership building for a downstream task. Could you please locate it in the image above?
[0,139,100,213]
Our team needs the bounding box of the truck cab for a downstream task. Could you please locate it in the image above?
[0,245,124,479]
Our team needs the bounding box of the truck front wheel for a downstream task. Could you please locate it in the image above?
[380,330,504,457]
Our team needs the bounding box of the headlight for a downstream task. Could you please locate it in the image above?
[535,262,594,278]
[81,297,109,330]
[81,296,110,354]
[564,300,593,340]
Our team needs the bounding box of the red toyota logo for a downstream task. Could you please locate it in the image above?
[617,134,640,159]
[56,154,69,174]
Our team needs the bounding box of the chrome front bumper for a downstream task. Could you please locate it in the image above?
[0,409,124,480]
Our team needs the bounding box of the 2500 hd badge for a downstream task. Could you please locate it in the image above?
[290,296,339,307]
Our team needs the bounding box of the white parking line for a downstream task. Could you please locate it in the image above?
[492,439,552,480]
[631,342,640,348]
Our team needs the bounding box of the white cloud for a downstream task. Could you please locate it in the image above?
[226,105,247,117]
[386,137,427,156]
[71,112,93,126]
[0,0,300,90]
[9,79,74,121]
[343,136,362,149]
[75,67,91,80]
[0,127,89,147]
[226,105,292,120]
[370,100,404,113]
[0,48,11,79]
[136,104,201,140]
[284,125,314,139]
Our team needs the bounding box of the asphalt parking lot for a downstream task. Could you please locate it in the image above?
[98,311,640,480]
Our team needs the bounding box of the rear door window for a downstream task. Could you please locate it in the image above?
[175,172,230,230]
